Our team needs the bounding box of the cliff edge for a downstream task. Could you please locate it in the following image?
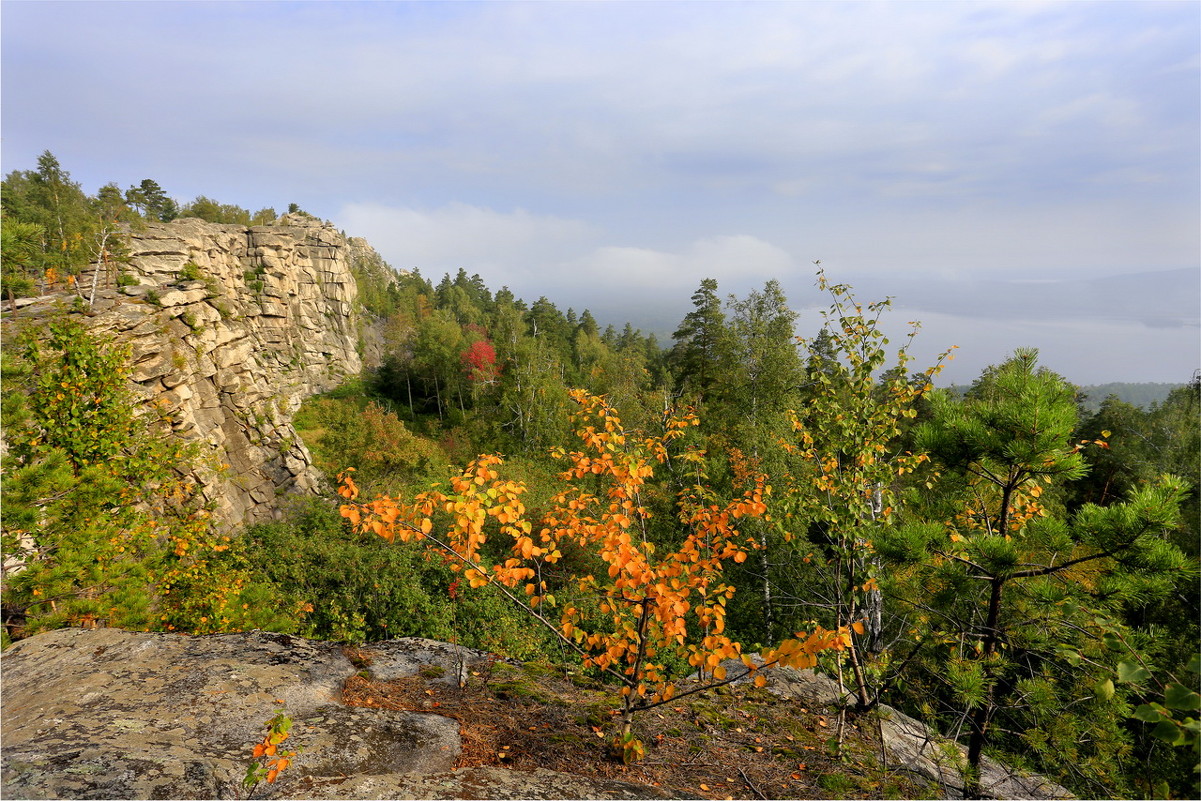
[2,214,387,527]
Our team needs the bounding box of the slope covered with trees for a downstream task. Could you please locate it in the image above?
[2,153,1197,798]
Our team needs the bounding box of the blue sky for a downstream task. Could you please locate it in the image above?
[3,0,1197,384]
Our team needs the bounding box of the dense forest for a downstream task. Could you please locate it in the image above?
[2,153,1198,799]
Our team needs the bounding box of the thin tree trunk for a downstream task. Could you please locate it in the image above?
[88,230,109,308]
[760,526,773,639]
[864,484,885,654]
[846,630,872,708]
[965,576,1005,798]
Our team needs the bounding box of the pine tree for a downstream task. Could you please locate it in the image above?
[670,278,731,401]
[883,349,1191,797]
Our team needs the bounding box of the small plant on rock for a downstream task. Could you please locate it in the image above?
[242,708,297,797]
[179,261,204,282]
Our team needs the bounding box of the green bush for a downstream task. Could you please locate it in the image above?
[243,498,554,658]
[293,395,449,496]
[178,262,204,282]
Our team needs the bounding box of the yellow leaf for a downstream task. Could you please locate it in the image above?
[851,620,865,635]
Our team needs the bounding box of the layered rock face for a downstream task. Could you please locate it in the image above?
[4,213,383,527]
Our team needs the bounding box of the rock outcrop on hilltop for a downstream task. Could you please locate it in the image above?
[2,214,390,527]
[0,628,1073,800]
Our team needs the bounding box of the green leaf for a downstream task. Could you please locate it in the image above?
[1133,703,1167,723]
[1116,661,1152,685]
[1095,678,1115,701]
[1164,682,1201,712]
[1151,719,1185,745]
[1057,647,1082,667]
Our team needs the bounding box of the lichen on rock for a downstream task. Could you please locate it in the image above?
[0,628,677,800]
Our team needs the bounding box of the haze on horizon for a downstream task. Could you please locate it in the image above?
[2,0,1197,385]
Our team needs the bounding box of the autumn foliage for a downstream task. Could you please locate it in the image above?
[243,709,297,791]
[339,389,849,761]
[460,338,500,384]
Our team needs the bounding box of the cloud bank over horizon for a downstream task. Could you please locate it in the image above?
[3,0,1197,384]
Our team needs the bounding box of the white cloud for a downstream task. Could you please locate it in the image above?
[563,235,795,293]
[335,202,596,281]
[334,200,804,332]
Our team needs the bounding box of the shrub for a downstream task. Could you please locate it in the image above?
[244,498,551,657]
[178,261,204,282]
[293,395,448,496]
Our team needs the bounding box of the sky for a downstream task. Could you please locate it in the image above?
[2,0,1198,385]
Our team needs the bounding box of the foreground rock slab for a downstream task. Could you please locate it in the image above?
[3,628,1070,800]
[0,629,671,800]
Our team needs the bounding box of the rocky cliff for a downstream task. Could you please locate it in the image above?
[2,214,391,527]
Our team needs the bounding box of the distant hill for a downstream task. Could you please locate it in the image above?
[942,381,1184,413]
[1075,382,1186,413]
